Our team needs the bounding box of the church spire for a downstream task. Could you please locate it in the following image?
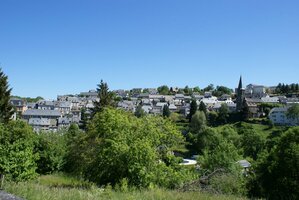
[238,76,242,90]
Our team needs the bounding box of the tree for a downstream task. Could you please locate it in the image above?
[163,105,171,118]
[77,108,186,188]
[189,99,198,122]
[35,130,67,174]
[286,104,299,124]
[203,84,214,92]
[240,129,265,160]
[207,111,218,126]
[193,86,201,93]
[0,68,14,123]
[134,103,146,118]
[157,85,170,95]
[250,127,299,199]
[190,111,206,134]
[183,85,192,95]
[218,103,229,124]
[198,101,207,115]
[93,80,114,114]
[0,121,38,181]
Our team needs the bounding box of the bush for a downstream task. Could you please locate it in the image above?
[0,120,38,181]
[35,130,67,174]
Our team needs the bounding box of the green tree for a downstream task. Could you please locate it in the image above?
[198,101,207,115]
[190,111,206,134]
[0,121,38,181]
[218,103,229,124]
[193,86,201,93]
[207,111,218,126]
[203,84,214,92]
[35,130,67,174]
[163,105,171,118]
[189,99,197,122]
[286,104,299,124]
[78,108,186,188]
[0,68,14,123]
[183,85,192,95]
[93,80,114,114]
[240,129,265,160]
[250,127,299,199]
[157,85,170,95]
[134,104,146,118]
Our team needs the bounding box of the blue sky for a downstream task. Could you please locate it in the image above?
[1,0,298,99]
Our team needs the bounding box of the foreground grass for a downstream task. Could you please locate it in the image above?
[4,174,246,200]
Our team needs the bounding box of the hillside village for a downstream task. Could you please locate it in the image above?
[10,77,299,132]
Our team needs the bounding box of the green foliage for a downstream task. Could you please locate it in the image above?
[134,104,146,118]
[240,129,266,160]
[35,130,67,174]
[198,101,207,115]
[198,138,240,172]
[190,111,206,134]
[93,80,114,114]
[286,104,299,122]
[4,174,244,200]
[163,105,171,118]
[212,86,232,97]
[0,68,14,123]
[249,127,299,199]
[157,85,170,95]
[0,121,38,181]
[218,104,229,124]
[72,108,187,188]
[209,172,247,196]
[189,99,197,122]
[207,111,218,126]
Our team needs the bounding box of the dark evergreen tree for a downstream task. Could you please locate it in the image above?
[0,68,14,123]
[189,99,198,122]
[199,101,207,115]
[162,104,170,118]
[134,103,146,118]
[93,80,114,114]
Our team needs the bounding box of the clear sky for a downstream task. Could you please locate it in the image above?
[1,0,298,99]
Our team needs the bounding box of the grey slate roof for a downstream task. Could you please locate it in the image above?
[23,109,62,117]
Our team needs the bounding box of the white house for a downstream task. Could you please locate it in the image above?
[269,107,299,126]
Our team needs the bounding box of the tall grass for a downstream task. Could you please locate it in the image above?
[4,174,246,200]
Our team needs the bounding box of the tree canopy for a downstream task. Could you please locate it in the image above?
[0,68,14,123]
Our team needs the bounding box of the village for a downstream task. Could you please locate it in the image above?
[9,77,299,132]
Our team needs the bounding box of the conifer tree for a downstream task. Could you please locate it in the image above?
[162,104,170,117]
[0,68,14,123]
[92,80,114,114]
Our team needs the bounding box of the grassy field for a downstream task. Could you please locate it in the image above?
[3,174,246,200]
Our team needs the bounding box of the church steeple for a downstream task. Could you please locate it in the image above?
[238,76,243,90]
[236,76,245,112]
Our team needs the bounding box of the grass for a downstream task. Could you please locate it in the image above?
[3,174,247,200]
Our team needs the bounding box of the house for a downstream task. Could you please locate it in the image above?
[23,109,62,131]
[57,101,72,116]
[245,84,267,98]
[29,118,52,132]
[10,98,27,114]
[269,106,299,126]
[37,100,55,110]
[261,96,279,103]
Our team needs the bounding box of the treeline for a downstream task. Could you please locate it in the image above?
[157,84,232,97]
[275,83,299,94]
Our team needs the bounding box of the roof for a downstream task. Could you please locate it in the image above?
[29,118,51,126]
[237,160,251,168]
[23,109,62,117]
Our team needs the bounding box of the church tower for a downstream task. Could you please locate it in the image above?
[236,76,245,112]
